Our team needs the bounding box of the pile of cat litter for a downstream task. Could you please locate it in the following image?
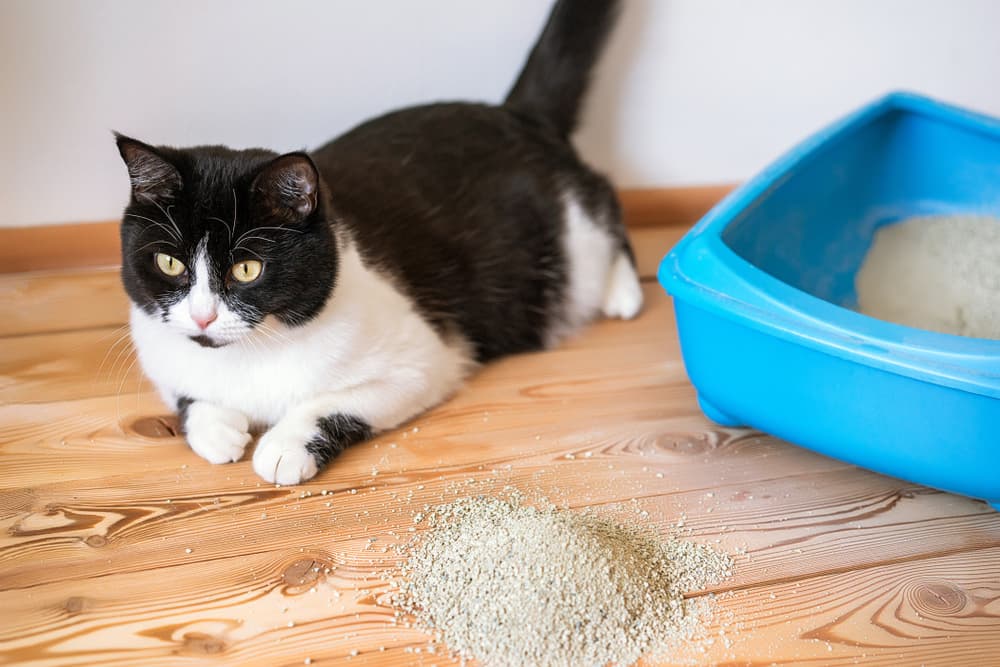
[856,214,1000,339]
[392,493,732,667]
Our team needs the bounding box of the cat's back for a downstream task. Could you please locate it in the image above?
[310,102,623,361]
[311,102,583,217]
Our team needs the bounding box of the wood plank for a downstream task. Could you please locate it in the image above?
[2,467,997,665]
[0,220,122,274]
[0,186,731,275]
[0,267,130,338]
[619,184,734,227]
[0,546,434,667]
[0,225,684,339]
[690,547,1000,666]
[0,324,144,405]
[3,435,996,590]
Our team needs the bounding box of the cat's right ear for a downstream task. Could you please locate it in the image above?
[251,153,319,224]
[114,133,182,204]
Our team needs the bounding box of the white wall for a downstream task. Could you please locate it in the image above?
[2,0,1000,227]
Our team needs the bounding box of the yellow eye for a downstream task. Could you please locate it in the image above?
[155,253,186,277]
[231,260,263,283]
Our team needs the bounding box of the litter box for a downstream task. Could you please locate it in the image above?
[658,92,1000,510]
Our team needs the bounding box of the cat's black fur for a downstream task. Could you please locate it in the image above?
[117,145,338,333]
[313,104,621,360]
[307,415,374,467]
[116,0,632,481]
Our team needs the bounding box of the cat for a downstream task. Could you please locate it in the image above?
[115,0,642,485]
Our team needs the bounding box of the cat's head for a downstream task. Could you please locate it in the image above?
[115,134,337,348]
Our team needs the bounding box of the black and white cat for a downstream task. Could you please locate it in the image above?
[116,0,641,485]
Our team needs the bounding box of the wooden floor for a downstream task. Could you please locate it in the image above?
[2,223,999,667]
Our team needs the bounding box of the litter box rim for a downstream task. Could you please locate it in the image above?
[659,91,1000,400]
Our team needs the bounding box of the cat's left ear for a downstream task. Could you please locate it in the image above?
[252,153,319,223]
[115,133,182,203]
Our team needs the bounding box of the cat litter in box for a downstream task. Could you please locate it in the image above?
[659,92,1000,510]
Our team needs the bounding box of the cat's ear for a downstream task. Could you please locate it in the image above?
[115,133,182,203]
[251,153,319,223]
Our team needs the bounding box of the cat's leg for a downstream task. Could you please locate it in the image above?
[252,406,372,485]
[252,378,454,485]
[177,397,252,464]
[601,251,643,320]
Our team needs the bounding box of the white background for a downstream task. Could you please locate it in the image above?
[2,0,998,227]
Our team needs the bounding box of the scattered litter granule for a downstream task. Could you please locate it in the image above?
[856,214,1000,338]
[392,494,732,667]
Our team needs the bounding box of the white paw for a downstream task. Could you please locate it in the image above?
[183,402,251,464]
[252,421,319,485]
[602,252,643,320]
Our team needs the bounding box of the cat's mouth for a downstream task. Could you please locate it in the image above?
[189,334,228,348]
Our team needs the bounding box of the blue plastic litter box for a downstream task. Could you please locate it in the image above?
[658,92,1000,510]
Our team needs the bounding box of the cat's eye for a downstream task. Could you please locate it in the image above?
[231,260,263,283]
[154,253,186,277]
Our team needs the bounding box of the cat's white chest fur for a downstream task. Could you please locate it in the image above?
[130,244,474,430]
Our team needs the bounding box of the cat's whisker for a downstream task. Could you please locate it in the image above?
[134,238,176,253]
[125,213,182,244]
[253,226,304,234]
[243,328,269,356]
[96,326,133,382]
[232,225,302,252]
[206,189,238,245]
[163,204,185,243]
[248,324,279,348]
[279,307,316,327]
[232,235,278,246]
[233,247,267,262]
[240,332,258,354]
[135,193,185,244]
[207,216,235,243]
[114,352,140,427]
[260,319,292,338]
[230,188,238,244]
[93,322,132,345]
[255,322,292,347]
[107,331,138,383]
[133,353,147,412]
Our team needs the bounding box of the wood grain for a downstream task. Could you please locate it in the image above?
[0,220,122,274]
[691,547,1000,666]
[2,226,999,666]
[619,184,735,227]
[0,185,727,275]
[0,267,130,338]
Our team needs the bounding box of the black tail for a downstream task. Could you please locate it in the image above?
[504,0,621,136]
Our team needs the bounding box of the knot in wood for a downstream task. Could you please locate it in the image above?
[911,581,968,617]
[64,596,93,615]
[282,558,326,590]
[84,534,107,548]
[654,435,708,455]
[129,416,180,438]
[182,632,227,655]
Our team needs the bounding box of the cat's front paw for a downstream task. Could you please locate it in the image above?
[252,422,319,485]
[183,402,251,464]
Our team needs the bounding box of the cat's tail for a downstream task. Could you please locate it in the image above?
[504,0,621,136]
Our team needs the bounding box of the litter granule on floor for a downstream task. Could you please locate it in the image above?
[391,493,733,667]
[856,214,1000,338]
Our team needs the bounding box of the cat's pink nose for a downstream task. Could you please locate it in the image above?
[192,311,217,330]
